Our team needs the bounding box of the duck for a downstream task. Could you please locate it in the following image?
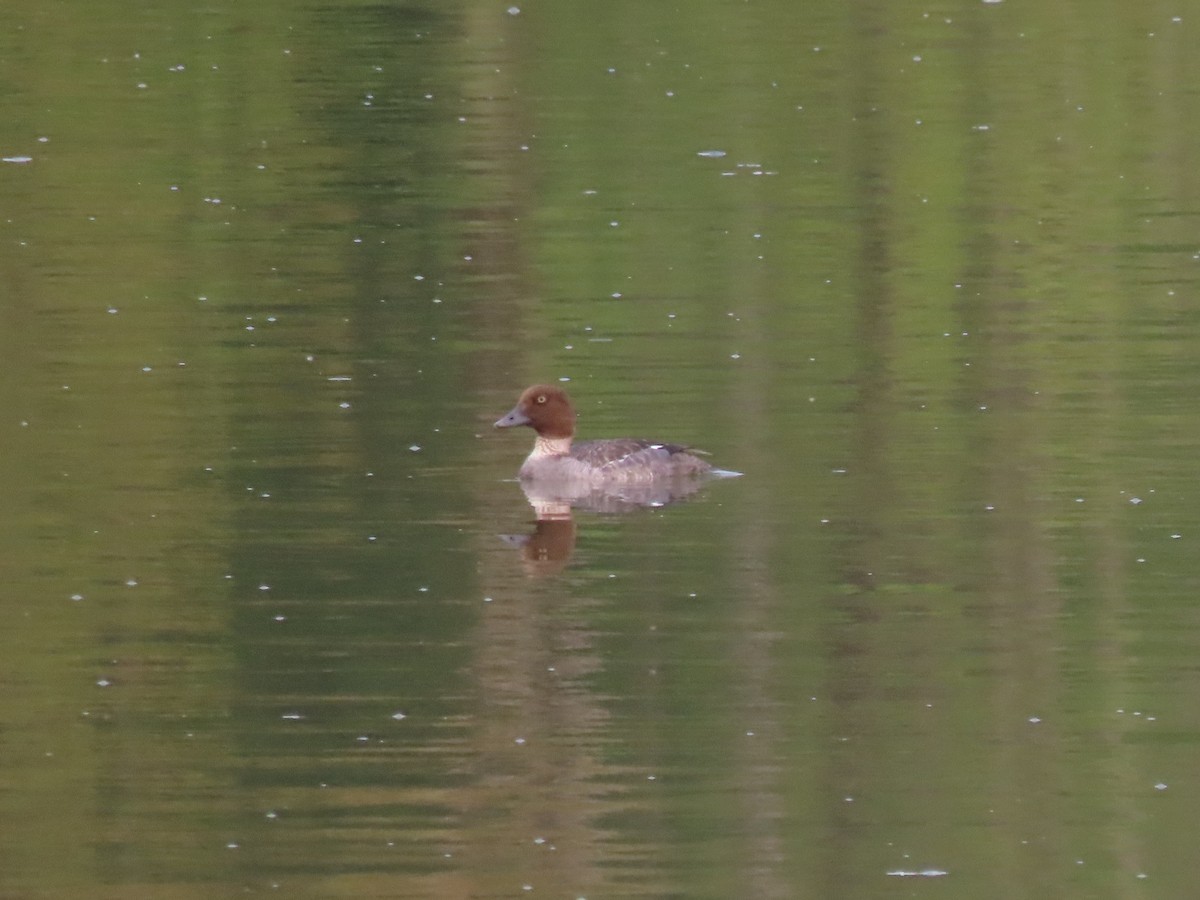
[494,384,723,484]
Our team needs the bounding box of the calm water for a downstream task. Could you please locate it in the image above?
[3,1,1200,897]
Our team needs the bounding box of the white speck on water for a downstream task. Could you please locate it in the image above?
[1028,716,1042,724]
[273,615,285,622]
[339,402,351,409]
[281,713,304,721]
[2,155,33,164]
[71,594,84,602]
[514,737,526,745]
[1130,497,1142,505]
[125,579,138,587]
[507,5,520,14]
[96,678,112,687]
[697,149,726,158]
[1154,782,1168,791]
[409,444,421,452]
[259,584,270,591]
[887,869,948,878]
[391,712,407,721]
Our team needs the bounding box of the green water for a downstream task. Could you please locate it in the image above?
[3,1,1199,897]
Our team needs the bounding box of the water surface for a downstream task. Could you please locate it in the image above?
[3,1,1200,898]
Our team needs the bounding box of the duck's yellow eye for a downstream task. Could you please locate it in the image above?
[536,395,546,404]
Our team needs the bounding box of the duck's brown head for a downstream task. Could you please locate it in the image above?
[494,384,576,439]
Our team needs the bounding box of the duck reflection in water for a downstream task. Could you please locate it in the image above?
[498,477,721,575]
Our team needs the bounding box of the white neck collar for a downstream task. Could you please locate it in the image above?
[531,435,572,458]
